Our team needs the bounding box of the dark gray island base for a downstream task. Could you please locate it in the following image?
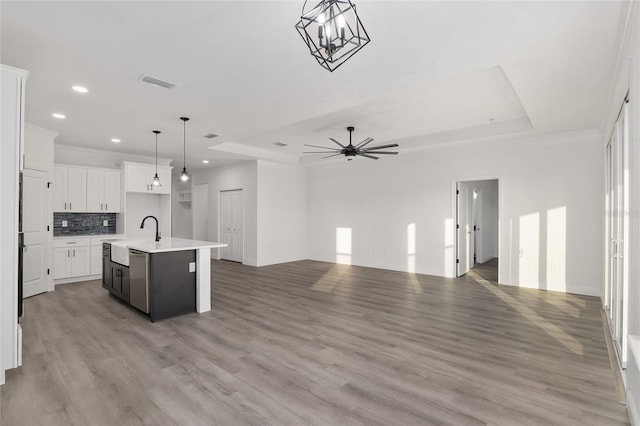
[102,243,196,322]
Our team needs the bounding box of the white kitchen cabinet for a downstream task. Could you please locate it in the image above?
[124,161,171,194]
[86,168,121,212]
[52,238,90,279]
[53,165,86,212]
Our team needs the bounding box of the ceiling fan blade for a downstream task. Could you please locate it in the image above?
[356,137,374,148]
[365,151,398,155]
[321,153,344,159]
[304,144,339,150]
[358,153,379,160]
[303,151,342,154]
[329,137,346,148]
[362,143,399,151]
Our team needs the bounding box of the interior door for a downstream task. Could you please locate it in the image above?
[22,169,51,297]
[192,184,209,240]
[456,182,471,276]
[220,189,243,262]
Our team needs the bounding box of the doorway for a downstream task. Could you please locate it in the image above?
[456,179,499,281]
[220,189,243,262]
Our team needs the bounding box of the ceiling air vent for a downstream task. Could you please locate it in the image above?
[139,74,176,89]
[203,133,219,139]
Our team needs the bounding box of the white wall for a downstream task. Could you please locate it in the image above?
[307,130,603,297]
[171,175,192,239]
[256,160,307,266]
[191,161,258,265]
[124,193,171,241]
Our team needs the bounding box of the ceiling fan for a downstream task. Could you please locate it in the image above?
[304,126,399,160]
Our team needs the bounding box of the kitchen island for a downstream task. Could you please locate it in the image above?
[104,238,226,321]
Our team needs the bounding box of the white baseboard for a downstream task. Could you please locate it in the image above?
[54,274,101,285]
[628,391,639,426]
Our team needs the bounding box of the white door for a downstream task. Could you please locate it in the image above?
[71,246,90,277]
[192,184,208,240]
[456,182,471,276]
[220,189,243,262]
[67,166,86,212]
[52,166,67,212]
[22,169,51,297]
[52,248,71,279]
[103,170,121,212]
[86,168,104,212]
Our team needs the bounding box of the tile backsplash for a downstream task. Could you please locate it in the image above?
[53,213,117,236]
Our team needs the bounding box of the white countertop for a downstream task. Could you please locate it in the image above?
[116,238,226,254]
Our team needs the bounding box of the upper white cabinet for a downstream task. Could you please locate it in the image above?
[124,161,171,195]
[86,168,121,212]
[53,165,86,212]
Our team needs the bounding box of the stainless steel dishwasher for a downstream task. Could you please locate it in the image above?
[129,249,149,313]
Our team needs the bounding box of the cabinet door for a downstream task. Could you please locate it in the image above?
[90,245,102,275]
[52,248,71,279]
[70,246,91,277]
[53,166,68,212]
[126,164,152,193]
[102,250,112,290]
[67,167,87,212]
[111,265,122,294]
[86,169,104,212]
[103,170,121,212]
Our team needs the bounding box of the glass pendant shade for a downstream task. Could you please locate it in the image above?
[295,0,370,72]
[152,174,160,186]
[180,167,189,182]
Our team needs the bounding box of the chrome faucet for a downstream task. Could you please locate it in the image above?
[140,215,161,242]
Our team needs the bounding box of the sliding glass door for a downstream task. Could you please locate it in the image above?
[605,97,629,367]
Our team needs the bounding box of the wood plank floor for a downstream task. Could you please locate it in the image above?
[1,260,629,425]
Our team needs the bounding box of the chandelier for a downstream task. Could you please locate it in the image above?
[295,0,371,72]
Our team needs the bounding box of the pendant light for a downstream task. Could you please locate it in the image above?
[152,130,161,186]
[180,117,190,182]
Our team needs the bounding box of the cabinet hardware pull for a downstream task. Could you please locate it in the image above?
[67,249,70,258]
[106,203,108,210]
[101,203,103,210]
[73,249,75,256]
[66,242,76,244]
[70,202,72,210]
[64,202,67,210]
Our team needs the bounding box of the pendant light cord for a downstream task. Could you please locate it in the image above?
[183,119,186,169]
[155,133,158,175]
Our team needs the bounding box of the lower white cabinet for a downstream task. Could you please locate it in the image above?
[53,235,124,280]
[52,244,90,279]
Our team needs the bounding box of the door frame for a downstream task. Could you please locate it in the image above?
[218,188,244,263]
[452,176,502,282]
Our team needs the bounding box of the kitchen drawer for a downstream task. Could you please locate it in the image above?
[91,235,124,246]
[53,237,90,248]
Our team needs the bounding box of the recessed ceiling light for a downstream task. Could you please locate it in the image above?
[52,113,66,119]
[202,160,209,164]
[111,138,121,143]
[72,85,88,93]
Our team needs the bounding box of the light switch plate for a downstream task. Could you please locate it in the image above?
[62,220,68,227]
[189,262,196,273]
[103,220,109,226]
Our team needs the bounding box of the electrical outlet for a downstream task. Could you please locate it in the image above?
[189,262,196,273]
[103,220,109,226]
[62,220,68,227]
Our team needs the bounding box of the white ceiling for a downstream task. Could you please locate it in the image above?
[0,1,626,168]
